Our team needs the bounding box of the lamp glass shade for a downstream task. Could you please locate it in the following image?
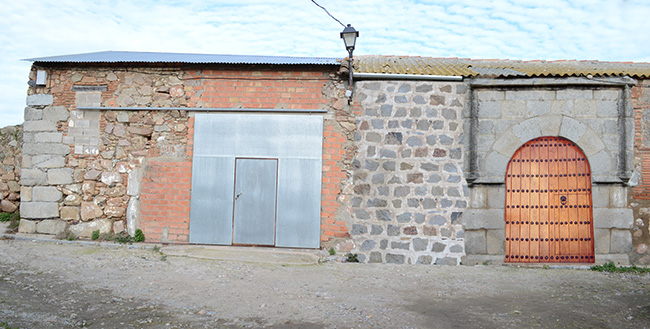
[340,24,359,50]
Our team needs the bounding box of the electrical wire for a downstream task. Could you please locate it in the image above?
[311,0,346,28]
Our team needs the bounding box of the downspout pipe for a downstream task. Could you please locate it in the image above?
[353,72,463,81]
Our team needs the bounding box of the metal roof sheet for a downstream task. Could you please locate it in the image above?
[354,56,650,79]
[25,51,340,66]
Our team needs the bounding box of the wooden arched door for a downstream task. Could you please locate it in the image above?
[505,137,594,263]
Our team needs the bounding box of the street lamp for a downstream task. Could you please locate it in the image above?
[340,24,359,97]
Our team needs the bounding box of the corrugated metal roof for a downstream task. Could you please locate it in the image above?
[354,55,650,78]
[25,51,340,66]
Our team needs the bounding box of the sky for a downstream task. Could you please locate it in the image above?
[1,0,649,128]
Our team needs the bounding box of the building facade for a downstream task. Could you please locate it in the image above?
[14,52,650,265]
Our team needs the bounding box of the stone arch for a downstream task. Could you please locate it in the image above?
[480,115,611,183]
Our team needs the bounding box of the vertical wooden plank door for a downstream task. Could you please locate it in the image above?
[505,137,594,263]
[232,158,279,246]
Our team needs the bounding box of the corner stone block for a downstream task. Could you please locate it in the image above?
[20,202,59,219]
[463,209,505,230]
[469,187,487,209]
[18,219,36,233]
[32,186,63,202]
[68,218,113,238]
[26,94,54,106]
[464,230,487,254]
[594,228,610,254]
[486,186,505,209]
[593,208,633,229]
[23,120,58,132]
[609,186,627,208]
[36,220,68,235]
[486,229,504,255]
[610,229,632,253]
[43,106,70,122]
[47,168,74,185]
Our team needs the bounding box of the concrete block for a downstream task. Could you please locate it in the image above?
[469,187,487,209]
[464,229,487,254]
[556,89,593,100]
[34,132,63,143]
[596,101,618,118]
[486,229,505,255]
[463,209,505,229]
[593,208,633,229]
[18,219,36,233]
[610,229,632,253]
[20,202,59,219]
[505,90,554,101]
[47,168,73,185]
[75,92,101,108]
[478,101,501,118]
[609,186,627,208]
[23,120,57,132]
[32,186,63,202]
[578,129,605,157]
[487,186,505,209]
[594,228,610,254]
[43,106,69,122]
[559,116,586,142]
[20,169,47,186]
[36,219,68,235]
[26,94,53,106]
[539,115,563,136]
[501,100,526,118]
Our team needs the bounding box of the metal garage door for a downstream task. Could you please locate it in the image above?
[189,113,323,248]
[505,137,594,263]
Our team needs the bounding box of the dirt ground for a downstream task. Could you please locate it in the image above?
[0,238,649,329]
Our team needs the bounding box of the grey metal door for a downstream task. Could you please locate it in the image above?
[232,158,278,246]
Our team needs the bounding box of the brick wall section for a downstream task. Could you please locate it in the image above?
[630,80,650,264]
[140,117,194,243]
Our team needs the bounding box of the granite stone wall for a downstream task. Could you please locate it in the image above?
[349,80,469,264]
[0,125,22,214]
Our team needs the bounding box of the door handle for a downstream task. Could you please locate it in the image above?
[235,192,243,200]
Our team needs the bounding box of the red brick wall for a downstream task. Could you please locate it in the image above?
[139,117,195,243]
[633,82,650,199]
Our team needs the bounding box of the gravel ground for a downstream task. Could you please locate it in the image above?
[0,237,649,329]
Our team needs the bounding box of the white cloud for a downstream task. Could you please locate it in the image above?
[0,0,648,127]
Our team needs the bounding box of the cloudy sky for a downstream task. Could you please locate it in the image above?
[2,0,649,127]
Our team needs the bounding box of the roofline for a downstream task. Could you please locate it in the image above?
[354,72,463,81]
[23,51,341,66]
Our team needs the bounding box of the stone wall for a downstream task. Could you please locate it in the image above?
[19,63,352,245]
[348,80,468,264]
[463,78,635,265]
[0,125,22,213]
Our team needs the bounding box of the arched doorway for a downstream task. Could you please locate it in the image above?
[505,137,594,263]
